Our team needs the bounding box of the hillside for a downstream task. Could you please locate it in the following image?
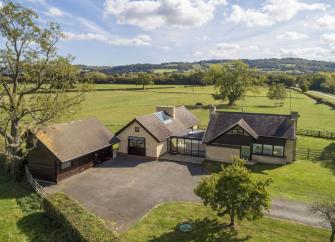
[78,58,335,74]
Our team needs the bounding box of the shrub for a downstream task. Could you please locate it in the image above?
[43,193,119,242]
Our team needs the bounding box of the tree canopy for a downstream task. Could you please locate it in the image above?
[0,1,90,177]
[267,83,287,106]
[135,72,153,89]
[194,157,272,229]
[206,61,261,106]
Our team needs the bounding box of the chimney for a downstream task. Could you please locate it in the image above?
[156,106,176,119]
[209,105,216,118]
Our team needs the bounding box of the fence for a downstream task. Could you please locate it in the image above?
[297,129,335,140]
[297,148,334,160]
[24,165,47,198]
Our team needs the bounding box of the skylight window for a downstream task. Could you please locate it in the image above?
[154,111,173,124]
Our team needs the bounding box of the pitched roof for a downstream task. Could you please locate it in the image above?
[116,106,200,142]
[203,111,297,143]
[36,118,119,163]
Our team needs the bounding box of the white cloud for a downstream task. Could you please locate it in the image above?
[228,5,273,27]
[103,0,227,30]
[63,32,152,46]
[211,43,260,59]
[45,7,64,17]
[278,47,330,60]
[316,14,335,29]
[277,31,308,40]
[228,0,328,27]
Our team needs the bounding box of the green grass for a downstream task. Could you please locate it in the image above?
[58,85,335,133]
[0,176,65,242]
[152,68,178,73]
[306,91,335,105]
[121,202,329,242]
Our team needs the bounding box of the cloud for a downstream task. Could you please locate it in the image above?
[103,0,227,30]
[211,43,259,58]
[278,47,330,60]
[63,32,152,46]
[45,7,64,17]
[316,14,335,29]
[228,0,328,27]
[277,31,308,40]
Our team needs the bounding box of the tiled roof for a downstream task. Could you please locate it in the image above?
[37,118,119,162]
[203,111,297,143]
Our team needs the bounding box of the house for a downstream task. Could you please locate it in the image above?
[203,108,298,164]
[27,118,119,183]
[115,106,205,159]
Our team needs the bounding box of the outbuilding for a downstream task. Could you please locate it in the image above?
[27,118,119,183]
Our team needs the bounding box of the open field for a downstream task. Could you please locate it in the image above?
[307,90,335,105]
[0,176,64,242]
[59,85,335,133]
[122,202,329,242]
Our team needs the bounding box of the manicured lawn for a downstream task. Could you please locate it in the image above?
[121,202,329,242]
[58,85,334,132]
[0,176,65,242]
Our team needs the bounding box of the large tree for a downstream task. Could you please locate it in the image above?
[194,157,272,229]
[0,1,90,177]
[206,61,260,106]
[135,72,153,89]
[267,83,287,106]
[310,197,335,242]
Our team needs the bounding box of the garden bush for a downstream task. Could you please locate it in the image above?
[43,192,119,242]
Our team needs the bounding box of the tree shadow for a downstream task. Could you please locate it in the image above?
[254,105,277,109]
[149,218,251,242]
[17,211,68,242]
[248,163,283,175]
[314,143,335,174]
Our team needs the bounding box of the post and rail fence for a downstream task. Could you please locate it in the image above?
[24,165,47,198]
[297,129,335,140]
[296,148,334,160]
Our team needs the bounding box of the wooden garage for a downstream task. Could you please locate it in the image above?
[27,118,119,183]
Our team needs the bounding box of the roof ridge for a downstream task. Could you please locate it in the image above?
[216,111,292,117]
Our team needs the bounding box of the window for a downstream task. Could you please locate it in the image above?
[273,146,284,157]
[252,144,262,154]
[135,126,140,132]
[226,126,249,136]
[263,145,273,155]
[61,161,71,170]
[129,137,145,148]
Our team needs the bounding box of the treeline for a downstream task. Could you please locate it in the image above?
[81,69,335,94]
[79,58,335,74]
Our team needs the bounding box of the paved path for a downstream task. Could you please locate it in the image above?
[268,198,327,229]
[43,157,328,231]
[309,90,335,100]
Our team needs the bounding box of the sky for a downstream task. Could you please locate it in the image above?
[3,0,335,66]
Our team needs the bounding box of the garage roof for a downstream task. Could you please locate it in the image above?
[36,118,119,163]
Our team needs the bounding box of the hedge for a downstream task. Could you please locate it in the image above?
[43,192,119,242]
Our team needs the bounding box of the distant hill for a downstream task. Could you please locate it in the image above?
[78,58,335,74]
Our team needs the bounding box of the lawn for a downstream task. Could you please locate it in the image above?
[0,176,65,242]
[121,202,329,242]
[58,85,335,132]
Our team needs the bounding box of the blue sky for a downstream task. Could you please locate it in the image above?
[6,0,335,66]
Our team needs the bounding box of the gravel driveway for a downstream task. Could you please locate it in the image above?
[44,156,207,231]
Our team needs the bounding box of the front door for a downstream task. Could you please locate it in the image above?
[128,136,146,156]
[240,146,251,160]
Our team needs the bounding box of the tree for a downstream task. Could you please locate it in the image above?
[0,1,90,177]
[189,68,206,92]
[135,72,153,89]
[310,197,335,242]
[194,157,272,229]
[84,71,108,83]
[206,61,259,106]
[267,83,287,106]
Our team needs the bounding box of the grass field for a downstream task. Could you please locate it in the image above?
[121,202,329,242]
[0,176,64,242]
[59,85,335,133]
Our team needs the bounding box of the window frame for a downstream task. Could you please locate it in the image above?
[252,143,285,157]
[60,161,72,171]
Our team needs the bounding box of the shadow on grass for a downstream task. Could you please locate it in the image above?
[249,163,283,175]
[315,143,335,174]
[149,218,251,242]
[17,212,67,242]
[254,105,277,109]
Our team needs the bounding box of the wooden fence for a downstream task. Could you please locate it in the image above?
[296,148,334,160]
[297,129,335,140]
[24,165,47,198]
